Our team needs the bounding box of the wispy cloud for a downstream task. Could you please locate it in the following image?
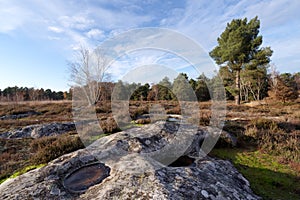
[86,29,105,40]
[48,26,64,33]
[58,15,94,31]
[162,0,300,73]
[0,0,299,91]
[0,1,34,32]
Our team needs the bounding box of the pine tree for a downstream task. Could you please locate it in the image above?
[210,16,272,104]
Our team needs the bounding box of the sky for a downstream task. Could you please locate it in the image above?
[0,0,299,91]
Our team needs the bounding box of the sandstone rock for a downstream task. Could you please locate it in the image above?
[0,111,40,120]
[0,122,261,199]
[0,122,75,139]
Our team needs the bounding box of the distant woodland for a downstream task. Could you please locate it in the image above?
[0,70,299,103]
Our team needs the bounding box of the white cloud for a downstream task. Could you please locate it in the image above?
[86,29,105,40]
[47,36,61,40]
[0,1,33,32]
[162,0,300,73]
[48,26,63,33]
[243,0,300,28]
[0,0,299,75]
[59,15,94,30]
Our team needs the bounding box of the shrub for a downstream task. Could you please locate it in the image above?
[130,105,149,119]
[30,135,84,164]
[251,118,279,131]
[243,118,300,162]
[99,117,120,133]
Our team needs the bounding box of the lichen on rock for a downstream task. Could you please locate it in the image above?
[0,121,261,199]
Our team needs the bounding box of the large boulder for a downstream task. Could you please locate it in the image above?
[0,121,260,199]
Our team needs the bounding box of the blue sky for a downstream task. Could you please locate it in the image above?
[0,0,299,91]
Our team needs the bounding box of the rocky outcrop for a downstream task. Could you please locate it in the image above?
[0,122,75,139]
[0,121,260,199]
[0,111,40,120]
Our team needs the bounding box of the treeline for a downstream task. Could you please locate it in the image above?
[112,73,210,102]
[1,70,299,103]
[115,71,299,103]
[90,70,300,103]
[86,73,211,103]
[220,65,300,102]
[0,86,72,102]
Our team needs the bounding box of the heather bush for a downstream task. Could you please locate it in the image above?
[30,134,84,164]
[244,118,299,162]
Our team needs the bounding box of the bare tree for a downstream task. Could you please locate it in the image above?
[69,46,110,105]
[269,64,278,91]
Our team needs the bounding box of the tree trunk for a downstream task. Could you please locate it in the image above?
[235,70,241,105]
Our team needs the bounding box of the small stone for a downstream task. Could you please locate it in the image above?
[201,190,209,198]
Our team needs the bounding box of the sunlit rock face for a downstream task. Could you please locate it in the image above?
[0,122,260,200]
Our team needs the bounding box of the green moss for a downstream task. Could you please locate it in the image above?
[210,148,300,200]
[0,164,46,184]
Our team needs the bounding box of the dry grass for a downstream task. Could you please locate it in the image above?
[30,134,84,164]
[244,118,300,163]
[0,133,84,182]
[0,138,32,181]
[0,102,73,132]
[0,99,299,185]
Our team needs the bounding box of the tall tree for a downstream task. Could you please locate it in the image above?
[69,47,110,105]
[113,80,128,100]
[130,83,150,101]
[172,73,194,101]
[210,16,272,104]
[195,74,210,101]
[158,77,173,100]
[293,72,300,94]
[147,84,159,101]
[273,73,298,103]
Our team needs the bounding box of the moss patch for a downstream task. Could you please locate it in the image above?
[0,164,46,184]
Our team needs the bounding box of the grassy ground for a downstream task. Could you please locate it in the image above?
[210,148,300,199]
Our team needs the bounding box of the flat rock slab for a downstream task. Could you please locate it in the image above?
[0,122,261,199]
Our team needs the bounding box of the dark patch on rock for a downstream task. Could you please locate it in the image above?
[162,121,180,133]
[168,155,195,167]
[63,162,110,193]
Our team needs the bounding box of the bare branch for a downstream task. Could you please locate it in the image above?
[69,46,110,105]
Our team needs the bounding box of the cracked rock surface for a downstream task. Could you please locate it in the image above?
[0,121,260,200]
